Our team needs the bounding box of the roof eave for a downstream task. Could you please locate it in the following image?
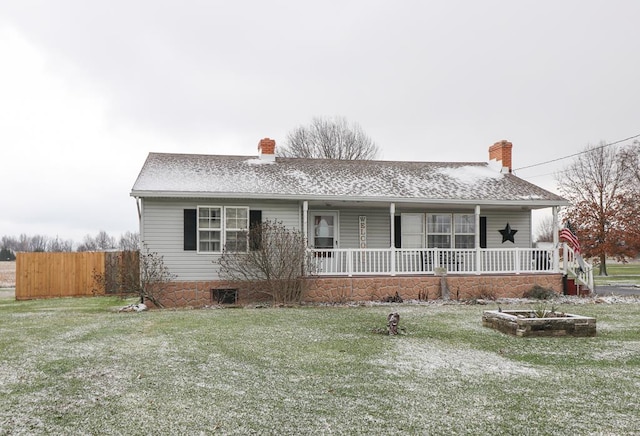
[130,190,568,208]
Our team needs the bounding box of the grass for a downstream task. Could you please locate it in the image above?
[1,296,639,434]
[593,262,640,286]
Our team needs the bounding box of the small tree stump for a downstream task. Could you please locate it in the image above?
[387,312,400,335]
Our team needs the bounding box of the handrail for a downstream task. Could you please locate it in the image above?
[561,243,594,290]
[309,247,559,277]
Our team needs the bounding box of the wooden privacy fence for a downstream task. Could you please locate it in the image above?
[15,251,139,300]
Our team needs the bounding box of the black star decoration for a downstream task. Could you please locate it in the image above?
[499,223,518,243]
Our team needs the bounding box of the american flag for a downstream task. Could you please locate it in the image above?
[559,223,580,254]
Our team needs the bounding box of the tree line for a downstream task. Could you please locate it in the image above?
[0,231,140,260]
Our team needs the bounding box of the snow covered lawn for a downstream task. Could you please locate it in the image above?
[1,297,639,434]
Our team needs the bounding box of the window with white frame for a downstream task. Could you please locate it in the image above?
[427,214,452,248]
[401,214,424,248]
[224,207,249,251]
[453,214,475,248]
[419,213,475,249]
[197,206,249,252]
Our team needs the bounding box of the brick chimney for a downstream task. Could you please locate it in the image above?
[489,140,513,173]
[258,137,276,161]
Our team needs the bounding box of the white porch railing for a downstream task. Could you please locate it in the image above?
[562,244,594,290]
[309,247,558,276]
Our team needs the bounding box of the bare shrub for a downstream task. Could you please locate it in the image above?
[218,220,316,304]
[523,285,558,300]
[93,248,175,308]
[92,251,141,296]
[468,286,496,302]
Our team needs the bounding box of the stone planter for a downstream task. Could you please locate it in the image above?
[482,309,596,337]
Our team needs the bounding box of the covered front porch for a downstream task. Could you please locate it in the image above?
[299,199,593,291]
[310,246,557,276]
[308,243,593,292]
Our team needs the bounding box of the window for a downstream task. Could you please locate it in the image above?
[423,213,475,249]
[198,207,221,252]
[427,214,451,248]
[197,206,248,253]
[454,214,475,248]
[312,213,336,249]
[398,212,478,249]
[224,207,249,251]
[401,214,424,248]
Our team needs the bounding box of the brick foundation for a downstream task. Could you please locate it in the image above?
[305,274,563,302]
[149,274,564,308]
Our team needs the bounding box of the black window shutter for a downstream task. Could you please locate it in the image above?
[480,216,487,248]
[249,210,262,250]
[394,215,402,248]
[184,209,197,251]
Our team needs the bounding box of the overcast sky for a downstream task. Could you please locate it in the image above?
[1,0,639,244]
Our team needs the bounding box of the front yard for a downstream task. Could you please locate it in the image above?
[593,261,640,286]
[1,296,639,434]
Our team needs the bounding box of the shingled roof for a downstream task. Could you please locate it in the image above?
[130,152,567,208]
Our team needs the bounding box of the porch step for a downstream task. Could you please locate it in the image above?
[564,276,590,296]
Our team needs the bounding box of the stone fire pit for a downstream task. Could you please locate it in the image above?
[482,309,596,337]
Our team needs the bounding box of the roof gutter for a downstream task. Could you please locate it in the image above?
[130,190,568,208]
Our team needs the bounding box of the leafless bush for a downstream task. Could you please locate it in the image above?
[93,248,175,308]
[218,220,316,304]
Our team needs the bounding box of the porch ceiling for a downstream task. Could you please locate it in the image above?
[304,199,557,211]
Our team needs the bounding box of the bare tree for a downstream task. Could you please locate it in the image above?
[279,116,380,160]
[28,234,50,252]
[534,215,555,243]
[218,220,316,304]
[1,236,18,253]
[617,140,640,254]
[77,234,98,252]
[95,230,117,250]
[557,142,635,275]
[16,234,30,252]
[118,231,140,251]
[48,236,74,252]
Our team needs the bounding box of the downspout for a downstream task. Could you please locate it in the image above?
[134,196,144,304]
[135,196,143,249]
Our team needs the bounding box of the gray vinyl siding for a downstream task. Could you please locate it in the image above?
[141,198,301,281]
[338,209,391,249]
[140,198,532,281]
[483,211,531,249]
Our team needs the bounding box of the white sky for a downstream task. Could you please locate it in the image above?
[1,0,639,243]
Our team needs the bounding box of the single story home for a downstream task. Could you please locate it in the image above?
[130,138,586,307]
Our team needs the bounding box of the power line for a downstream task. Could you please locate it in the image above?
[517,170,558,179]
[513,133,640,172]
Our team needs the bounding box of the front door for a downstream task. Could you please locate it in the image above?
[309,212,338,249]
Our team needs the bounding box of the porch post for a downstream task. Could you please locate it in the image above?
[475,205,481,275]
[303,200,309,247]
[552,206,559,272]
[390,203,396,276]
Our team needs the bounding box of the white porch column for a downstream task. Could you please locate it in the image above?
[552,206,560,271]
[390,203,396,276]
[475,205,481,275]
[390,203,396,248]
[303,200,309,247]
